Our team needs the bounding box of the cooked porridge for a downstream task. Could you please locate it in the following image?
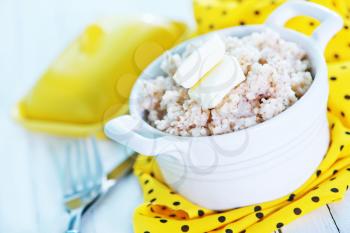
[139,30,313,136]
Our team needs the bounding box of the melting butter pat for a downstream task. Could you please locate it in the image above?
[173,34,225,88]
[189,55,246,109]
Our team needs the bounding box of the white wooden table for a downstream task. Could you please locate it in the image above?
[1,0,349,232]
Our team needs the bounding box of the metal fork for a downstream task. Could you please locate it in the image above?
[60,138,104,233]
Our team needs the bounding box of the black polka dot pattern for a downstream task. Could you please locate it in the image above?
[293,208,302,215]
[316,170,322,177]
[225,229,233,233]
[288,194,296,201]
[254,205,262,211]
[173,201,180,206]
[331,188,339,193]
[331,123,335,130]
[181,225,189,232]
[218,216,226,223]
[198,210,204,217]
[312,196,320,202]
[276,222,284,228]
[256,212,264,219]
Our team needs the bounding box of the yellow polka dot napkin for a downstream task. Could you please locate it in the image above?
[132,0,350,232]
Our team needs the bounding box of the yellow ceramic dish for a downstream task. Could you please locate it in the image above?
[14,15,188,137]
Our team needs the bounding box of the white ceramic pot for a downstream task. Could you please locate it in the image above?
[105,1,343,210]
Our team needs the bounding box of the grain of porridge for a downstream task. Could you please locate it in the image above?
[139,30,313,136]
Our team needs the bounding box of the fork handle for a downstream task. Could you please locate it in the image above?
[66,208,83,233]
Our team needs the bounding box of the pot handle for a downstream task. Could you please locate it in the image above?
[265,1,343,51]
[104,115,168,156]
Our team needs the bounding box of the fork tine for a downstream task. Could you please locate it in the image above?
[75,138,103,193]
[75,140,87,193]
[61,137,105,211]
[51,144,68,195]
[72,141,79,194]
[80,139,91,191]
[64,143,75,196]
[62,137,124,232]
[91,138,104,186]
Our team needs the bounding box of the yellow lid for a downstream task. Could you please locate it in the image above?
[15,15,189,137]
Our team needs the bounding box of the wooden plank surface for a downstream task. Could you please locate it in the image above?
[0,0,348,232]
